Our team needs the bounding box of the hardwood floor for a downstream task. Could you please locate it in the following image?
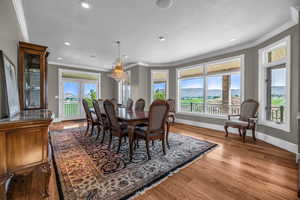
[50,121,298,200]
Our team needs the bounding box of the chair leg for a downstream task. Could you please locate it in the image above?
[152,140,154,146]
[117,137,122,154]
[96,125,101,140]
[242,128,246,143]
[162,137,166,155]
[84,122,90,136]
[90,124,94,136]
[252,126,256,141]
[101,129,106,144]
[166,121,170,149]
[224,125,229,137]
[238,128,242,137]
[108,131,113,149]
[145,139,151,160]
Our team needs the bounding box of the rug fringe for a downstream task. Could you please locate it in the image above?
[127,145,218,200]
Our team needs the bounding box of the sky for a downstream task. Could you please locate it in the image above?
[271,68,286,87]
[180,74,241,90]
[153,82,166,91]
[64,82,97,97]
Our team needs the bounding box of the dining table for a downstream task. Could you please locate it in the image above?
[91,107,149,161]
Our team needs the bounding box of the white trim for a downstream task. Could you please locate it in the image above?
[150,70,169,102]
[12,0,29,42]
[48,61,109,72]
[175,118,298,155]
[258,36,291,132]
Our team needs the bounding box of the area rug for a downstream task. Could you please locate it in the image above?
[50,127,217,200]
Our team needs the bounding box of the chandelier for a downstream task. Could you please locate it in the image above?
[108,41,128,82]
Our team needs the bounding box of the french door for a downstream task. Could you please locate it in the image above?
[61,78,98,120]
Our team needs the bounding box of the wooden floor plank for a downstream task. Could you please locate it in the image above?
[49,121,298,200]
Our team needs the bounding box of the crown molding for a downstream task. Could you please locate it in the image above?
[48,61,110,72]
[12,0,29,42]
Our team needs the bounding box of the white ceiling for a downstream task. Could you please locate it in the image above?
[22,0,299,70]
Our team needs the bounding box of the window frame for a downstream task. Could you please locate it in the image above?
[150,69,169,102]
[258,36,291,132]
[176,55,245,118]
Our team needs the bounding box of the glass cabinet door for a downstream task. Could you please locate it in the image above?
[24,53,41,109]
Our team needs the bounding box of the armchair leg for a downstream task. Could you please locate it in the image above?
[85,122,90,136]
[108,131,112,149]
[90,124,94,136]
[252,126,256,141]
[101,129,106,144]
[166,121,170,149]
[224,125,229,137]
[242,128,246,143]
[145,139,151,160]
[238,128,242,137]
[96,125,101,140]
[162,137,166,155]
[117,137,122,154]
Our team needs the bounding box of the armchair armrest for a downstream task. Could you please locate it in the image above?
[227,115,240,120]
[248,117,258,124]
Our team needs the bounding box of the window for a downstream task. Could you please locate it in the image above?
[177,56,243,116]
[118,71,131,105]
[259,36,290,131]
[151,70,169,101]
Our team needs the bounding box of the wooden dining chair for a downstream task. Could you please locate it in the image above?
[135,98,145,111]
[103,100,128,153]
[126,98,134,110]
[134,100,170,160]
[92,100,110,143]
[224,99,259,143]
[82,99,100,137]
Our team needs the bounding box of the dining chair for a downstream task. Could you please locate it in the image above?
[166,99,176,149]
[134,100,170,160]
[224,99,259,143]
[92,100,110,143]
[135,98,145,111]
[103,100,128,153]
[126,98,134,110]
[111,98,118,109]
[82,99,100,137]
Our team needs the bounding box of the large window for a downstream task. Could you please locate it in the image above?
[151,70,169,101]
[259,36,290,131]
[118,71,131,105]
[177,56,243,116]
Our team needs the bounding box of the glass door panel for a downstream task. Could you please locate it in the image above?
[63,81,81,119]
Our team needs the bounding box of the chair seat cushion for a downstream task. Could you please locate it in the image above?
[225,120,249,127]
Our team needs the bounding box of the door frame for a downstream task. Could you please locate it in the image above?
[58,69,101,121]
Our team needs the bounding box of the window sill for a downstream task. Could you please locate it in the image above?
[258,120,290,132]
[176,112,227,120]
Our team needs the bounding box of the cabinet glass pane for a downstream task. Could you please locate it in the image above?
[24,53,41,109]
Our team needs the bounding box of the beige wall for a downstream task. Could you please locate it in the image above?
[0,0,23,66]
[141,25,299,144]
[47,64,115,118]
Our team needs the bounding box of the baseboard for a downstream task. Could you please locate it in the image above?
[175,118,298,155]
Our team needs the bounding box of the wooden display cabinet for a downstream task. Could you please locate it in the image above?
[18,42,49,110]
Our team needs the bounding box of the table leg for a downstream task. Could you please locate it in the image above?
[127,123,135,162]
[0,173,13,200]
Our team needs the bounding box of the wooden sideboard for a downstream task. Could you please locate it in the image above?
[0,109,53,199]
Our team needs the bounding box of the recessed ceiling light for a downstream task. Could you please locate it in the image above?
[158,36,166,41]
[57,57,63,60]
[64,42,71,46]
[156,0,174,9]
[230,38,237,42]
[90,55,96,58]
[81,1,91,9]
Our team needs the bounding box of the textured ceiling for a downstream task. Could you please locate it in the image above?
[23,0,299,70]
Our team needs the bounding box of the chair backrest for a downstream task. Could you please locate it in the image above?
[97,99,105,111]
[147,100,169,132]
[92,100,104,125]
[82,99,92,120]
[239,99,259,121]
[126,98,134,110]
[135,98,145,111]
[167,99,176,113]
[103,100,120,132]
[111,98,118,109]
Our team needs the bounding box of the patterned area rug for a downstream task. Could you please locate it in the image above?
[50,127,217,200]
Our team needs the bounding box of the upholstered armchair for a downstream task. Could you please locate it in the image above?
[82,99,100,137]
[134,98,145,112]
[224,99,259,143]
[126,98,134,110]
